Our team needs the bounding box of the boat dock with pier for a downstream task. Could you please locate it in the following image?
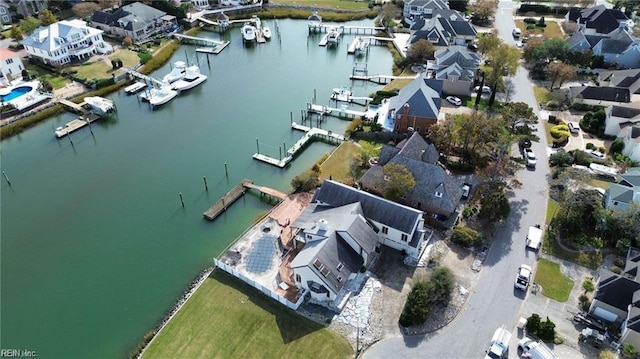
[252,123,345,168]
[54,114,101,138]
[203,179,287,220]
[172,33,230,54]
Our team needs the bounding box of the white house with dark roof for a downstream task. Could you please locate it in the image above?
[359,132,465,225]
[590,247,640,349]
[21,19,113,66]
[289,202,379,305]
[0,48,24,85]
[427,45,480,96]
[90,2,176,42]
[565,5,634,35]
[311,180,432,261]
[403,0,449,25]
[381,75,443,136]
[604,167,640,211]
[604,103,640,137]
[408,13,477,50]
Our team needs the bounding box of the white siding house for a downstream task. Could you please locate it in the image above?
[0,48,25,85]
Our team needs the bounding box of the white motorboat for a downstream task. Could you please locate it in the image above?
[124,81,147,95]
[172,66,207,92]
[262,26,272,40]
[139,86,158,102]
[149,85,178,108]
[331,86,352,102]
[83,96,116,115]
[354,37,369,55]
[241,23,256,42]
[162,61,187,84]
[308,11,322,28]
[326,28,340,44]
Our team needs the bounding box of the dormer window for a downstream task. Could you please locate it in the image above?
[336,263,344,271]
[435,191,443,198]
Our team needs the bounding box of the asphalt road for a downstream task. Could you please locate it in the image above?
[362,1,552,357]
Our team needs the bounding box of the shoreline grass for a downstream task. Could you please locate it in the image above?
[143,270,353,359]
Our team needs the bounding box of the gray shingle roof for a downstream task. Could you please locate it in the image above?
[388,77,442,120]
[600,38,633,54]
[612,105,640,119]
[570,86,630,102]
[312,180,423,234]
[595,268,640,311]
[435,45,481,68]
[579,5,630,34]
[91,2,166,32]
[290,202,378,294]
[607,182,635,202]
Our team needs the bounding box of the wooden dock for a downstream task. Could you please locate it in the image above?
[203,179,252,220]
[349,74,419,84]
[309,24,385,35]
[252,123,345,168]
[172,33,230,53]
[203,179,288,220]
[59,99,88,114]
[54,114,101,138]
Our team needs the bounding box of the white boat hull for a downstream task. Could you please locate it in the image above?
[173,75,207,92]
[149,88,178,107]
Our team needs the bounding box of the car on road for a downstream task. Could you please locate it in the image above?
[512,28,522,38]
[514,264,532,290]
[523,148,537,167]
[516,41,524,48]
[586,149,606,160]
[474,85,492,94]
[446,96,462,106]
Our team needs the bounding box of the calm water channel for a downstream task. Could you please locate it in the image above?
[1,19,393,358]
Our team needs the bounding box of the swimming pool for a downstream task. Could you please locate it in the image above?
[0,86,33,102]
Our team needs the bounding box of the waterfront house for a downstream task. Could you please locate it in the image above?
[90,2,176,42]
[590,247,640,349]
[381,75,443,136]
[359,132,464,224]
[402,0,449,25]
[407,13,477,51]
[173,0,210,10]
[427,45,480,96]
[21,19,113,67]
[604,167,640,211]
[289,203,379,306]
[0,48,25,86]
[565,5,634,35]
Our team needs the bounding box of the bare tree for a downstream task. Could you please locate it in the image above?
[72,2,101,20]
[545,62,576,89]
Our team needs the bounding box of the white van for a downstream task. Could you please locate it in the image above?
[512,28,522,38]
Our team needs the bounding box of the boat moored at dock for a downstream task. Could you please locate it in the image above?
[172,66,207,92]
[83,96,116,116]
[162,61,187,84]
[331,86,352,102]
[262,26,272,40]
[241,23,256,43]
[149,85,178,108]
[326,28,340,45]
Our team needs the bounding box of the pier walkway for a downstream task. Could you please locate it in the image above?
[252,123,345,168]
[349,73,419,84]
[124,69,165,88]
[309,24,385,35]
[59,99,88,114]
[172,33,230,53]
[203,179,288,220]
[54,114,101,138]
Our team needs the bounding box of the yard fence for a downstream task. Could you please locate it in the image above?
[214,258,307,311]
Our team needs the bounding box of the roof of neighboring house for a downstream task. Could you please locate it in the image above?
[312,180,424,234]
[447,19,476,37]
[387,76,442,120]
[91,2,166,32]
[626,306,640,332]
[21,20,103,53]
[570,86,630,103]
[0,48,20,61]
[436,63,475,81]
[360,133,462,216]
[606,182,635,203]
[435,45,481,68]
[620,167,640,187]
[594,268,640,311]
[217,12,229,21]
[600,68,640,94]
[378,132,440,166]
[578,5,630,34]
[625,246,640,281]
[290,202,379,294]
[409,15,475,45]
[405,0,448,10]
[612,104,640,119]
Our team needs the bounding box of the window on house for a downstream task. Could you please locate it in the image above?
[613,201,618,206]
[336,263,344,271]
[424,8,432,14]
[6,58,13,64]
[337,276,343,283]
[401,234,408,242]
[382,226,388,234]
[435,191,443,198]
[306,234,312,240]
[296,274,301,282]
[320,267,330,277]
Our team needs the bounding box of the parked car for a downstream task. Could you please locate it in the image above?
[568,121,580,133]
[474,85,492,94]
[512,28,522,38]
[461,184,471,199]
[586,149,606,160]
[446,96,462,106]
[524,148,537,168]
[514,264,532,290]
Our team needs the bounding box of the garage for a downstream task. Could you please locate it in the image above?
[593,307,619,323]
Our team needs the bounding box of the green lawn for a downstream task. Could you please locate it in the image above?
[270,0,371,11]
[319,141,359,182]
[25,64,70,89]
[545,199,558,226]
[143,271,353,359]
[534,258,574,302]
[515,20,564,40]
